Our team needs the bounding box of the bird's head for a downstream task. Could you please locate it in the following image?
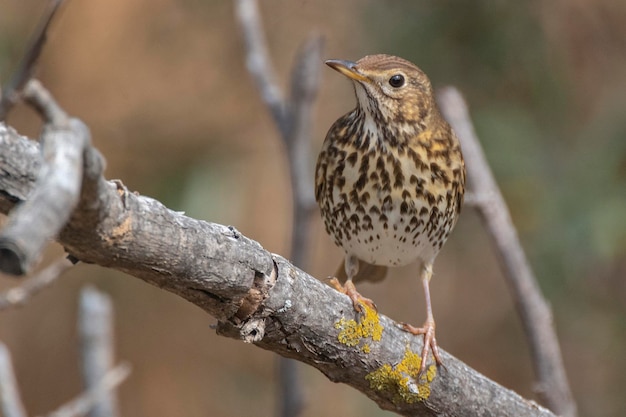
[326,54,436,129]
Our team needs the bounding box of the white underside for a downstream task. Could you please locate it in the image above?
[339,209,437,268]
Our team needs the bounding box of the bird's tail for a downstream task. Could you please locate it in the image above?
[334,259,388,284]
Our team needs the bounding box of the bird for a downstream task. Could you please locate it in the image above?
[315,54,465,376]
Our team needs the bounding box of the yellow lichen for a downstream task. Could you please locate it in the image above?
[365,347,437,404]
[334,302,383,353]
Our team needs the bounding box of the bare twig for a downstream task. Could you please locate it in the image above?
[38,363,131,417]
[0,0,65,120]
[0,80,89,275]
[284,36,324,266]
[0,256,72,310]
[234,0,287,131]
[235,2,324,416]
[79,286,120,417]
[437,87,577,417]
[235,0,322,268]
[23,78,69,126]
[0,343,27,417]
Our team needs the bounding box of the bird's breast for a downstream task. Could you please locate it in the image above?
[317,138,463,267]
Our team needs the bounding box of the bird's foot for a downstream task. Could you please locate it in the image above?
[328,277,377,313]
[401,319,443,378]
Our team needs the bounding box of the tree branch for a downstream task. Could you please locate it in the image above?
[437,87,577,417]
[0,117,554,416]
[0,8,566,412]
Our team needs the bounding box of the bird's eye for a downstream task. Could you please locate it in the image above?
[388,74,405,88]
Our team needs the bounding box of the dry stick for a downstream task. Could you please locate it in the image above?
[278,39,323,417]
[0,256,72,310]
[234,0,322,272]
[0,0,65,120]
[436,87,577,417]
[38,364,131,417]
[235,0,287,130]
[285,37,324,260]
[0,126,555,417]
[0,80,88,275]
[0,343,27,417]
[235,1,323,416]
[78,287,121,417]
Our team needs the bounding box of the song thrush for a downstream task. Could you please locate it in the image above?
[315,54,465,375]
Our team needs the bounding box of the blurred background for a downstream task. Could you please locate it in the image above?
[1,0,625,416]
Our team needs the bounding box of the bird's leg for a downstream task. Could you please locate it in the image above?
[402,263,443,377]
[329,255,376,313]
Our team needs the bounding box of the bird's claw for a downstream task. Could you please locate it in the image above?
[328,277,377,313]
[401,319,444,378]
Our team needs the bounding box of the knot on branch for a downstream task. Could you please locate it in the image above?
[218,263,277,342]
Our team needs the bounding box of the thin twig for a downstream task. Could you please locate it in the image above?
[0,256,72,310]
[79,286,120,417]
[23,79,69,126]
[38,363,131,417]
[437,86,577,417]
[0,343,27,417]
[234,0,287,132]
[0,0,65,120]
[235,2,324,416]
[285,35,324,266]
[278,39,323,417]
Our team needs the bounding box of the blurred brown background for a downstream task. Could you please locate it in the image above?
[1,0,626,416]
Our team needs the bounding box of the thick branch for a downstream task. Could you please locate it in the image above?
[437,87,576,417]
[0,122,554,417]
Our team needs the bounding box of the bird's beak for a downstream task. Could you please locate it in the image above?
[325,59,369,83]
